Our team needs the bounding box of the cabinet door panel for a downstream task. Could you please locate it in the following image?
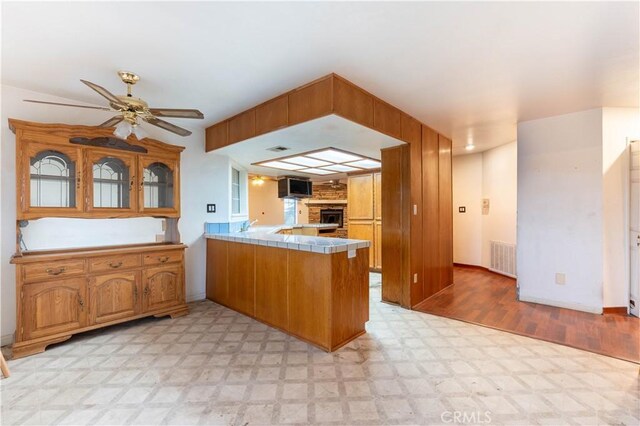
[256,96,288,136]
[227,242,255,316]
[347,174,374,220]
[255,246,288,330]
[375,221,382,270]
[90,271,140,324]
[348,221,374,268]
[22,141,83,218]
[22,278,87,340]
[206,239,228,304]
[138,156,180,216]
[86,150,137,214]
[374,172,382,220]
[142,265,183,312]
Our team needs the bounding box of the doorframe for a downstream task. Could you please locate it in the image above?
[627,138,640,316]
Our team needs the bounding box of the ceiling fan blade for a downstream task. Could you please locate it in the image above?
[99,115,124,128]
[148,108,204,119]
[143,116,192,137]
[23,99,112,111]
[80,79,126,108]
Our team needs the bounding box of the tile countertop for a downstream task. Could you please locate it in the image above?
[204,230,369,254]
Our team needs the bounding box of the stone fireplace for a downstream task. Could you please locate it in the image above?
[320,209,344,228]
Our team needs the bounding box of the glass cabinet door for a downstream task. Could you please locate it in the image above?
[87,150,136,213]
[139,156,179,215]
[24,142,83,215]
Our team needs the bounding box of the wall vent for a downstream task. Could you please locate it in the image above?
[267,146,290,152]
[490,241,517,278]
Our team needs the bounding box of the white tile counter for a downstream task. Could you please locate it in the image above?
[204,230,369,254]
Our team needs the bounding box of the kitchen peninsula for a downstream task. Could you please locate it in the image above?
[205,229,369,351]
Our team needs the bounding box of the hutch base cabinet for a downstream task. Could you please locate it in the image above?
[11,243,188,359]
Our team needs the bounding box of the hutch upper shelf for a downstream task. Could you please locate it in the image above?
[10,119,184,220]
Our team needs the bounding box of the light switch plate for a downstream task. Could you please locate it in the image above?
[555,273,566,285]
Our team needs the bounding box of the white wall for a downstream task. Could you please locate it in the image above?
[249,179,284,225]
[481,143,518,268]
[0,85,227,343]
[452,153,483,265]
[517,109,604,313]
[602,108,640,307]
[452,142,517,269]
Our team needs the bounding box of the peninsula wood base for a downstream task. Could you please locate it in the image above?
[206,238,369,352]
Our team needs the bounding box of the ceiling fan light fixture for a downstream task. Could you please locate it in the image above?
[114,120,133,139]
[132,124,148,140]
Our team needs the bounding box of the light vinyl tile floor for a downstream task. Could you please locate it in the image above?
[1,274,638,425]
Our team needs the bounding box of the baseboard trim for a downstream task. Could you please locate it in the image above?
[519,294,602,314]
[454,263,517,280]
[602,306,629,315]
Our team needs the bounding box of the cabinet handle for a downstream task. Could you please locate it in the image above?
[158,256,169,263]
[108,261,123,269]
[46,267,66,276]
[130,176,135,191]
[78,296,84,310]
[76,176,81,190]
[134,286,138,301]
[144,287,150,296]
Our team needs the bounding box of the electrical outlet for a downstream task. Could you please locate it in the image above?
[555,273,566,285]
[413,273,418,283]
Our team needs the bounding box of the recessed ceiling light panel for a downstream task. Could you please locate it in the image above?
[259,161,304,171]
[321,164,361,172]
[346,159,381,169]
[282,156,331,167]
[307,149,362,163]
[299,168,335,175]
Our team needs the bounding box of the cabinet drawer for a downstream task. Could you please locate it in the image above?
[89,254,141,273]
[143,250,182,266]
[23,259,86,282]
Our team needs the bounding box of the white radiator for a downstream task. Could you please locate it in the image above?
[490,241,517,278]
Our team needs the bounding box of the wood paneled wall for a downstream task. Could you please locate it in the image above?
[205,73,453,310]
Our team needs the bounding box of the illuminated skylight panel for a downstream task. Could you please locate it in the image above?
[282,156,331,167]
[299,168,334,175]
[307,149,362,163]
[321,164,361,172]
[346,159,381,169]
[259,161,305,171]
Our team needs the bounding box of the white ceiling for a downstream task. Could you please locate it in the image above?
[215,115,403,180]
[2,2,638,155]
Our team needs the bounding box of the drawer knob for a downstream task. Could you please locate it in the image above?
[108,261,123,269]
[144,287,150,296]
[159,256,169,263]
[46,267,66,276]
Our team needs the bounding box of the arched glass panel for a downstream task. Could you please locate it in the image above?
[93,157,130,208]
[30,150,76,208]
[143,162,174,208]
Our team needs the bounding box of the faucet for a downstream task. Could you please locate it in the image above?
[241,219,258,232]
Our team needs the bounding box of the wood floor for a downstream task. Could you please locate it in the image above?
[414,265,640,364]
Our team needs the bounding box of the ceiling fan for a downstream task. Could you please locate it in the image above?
[24,71,204,138]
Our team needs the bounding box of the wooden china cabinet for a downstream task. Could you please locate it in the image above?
[9,119,188,359]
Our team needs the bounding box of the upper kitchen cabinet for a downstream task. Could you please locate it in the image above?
[139,156,180,217]
[10,119,184,220]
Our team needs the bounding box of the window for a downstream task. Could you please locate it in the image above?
[93,157,129,208]
[284,198,297,225]
[231,167,241,214]
[143,162,174,208]
[30,150,76,208]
